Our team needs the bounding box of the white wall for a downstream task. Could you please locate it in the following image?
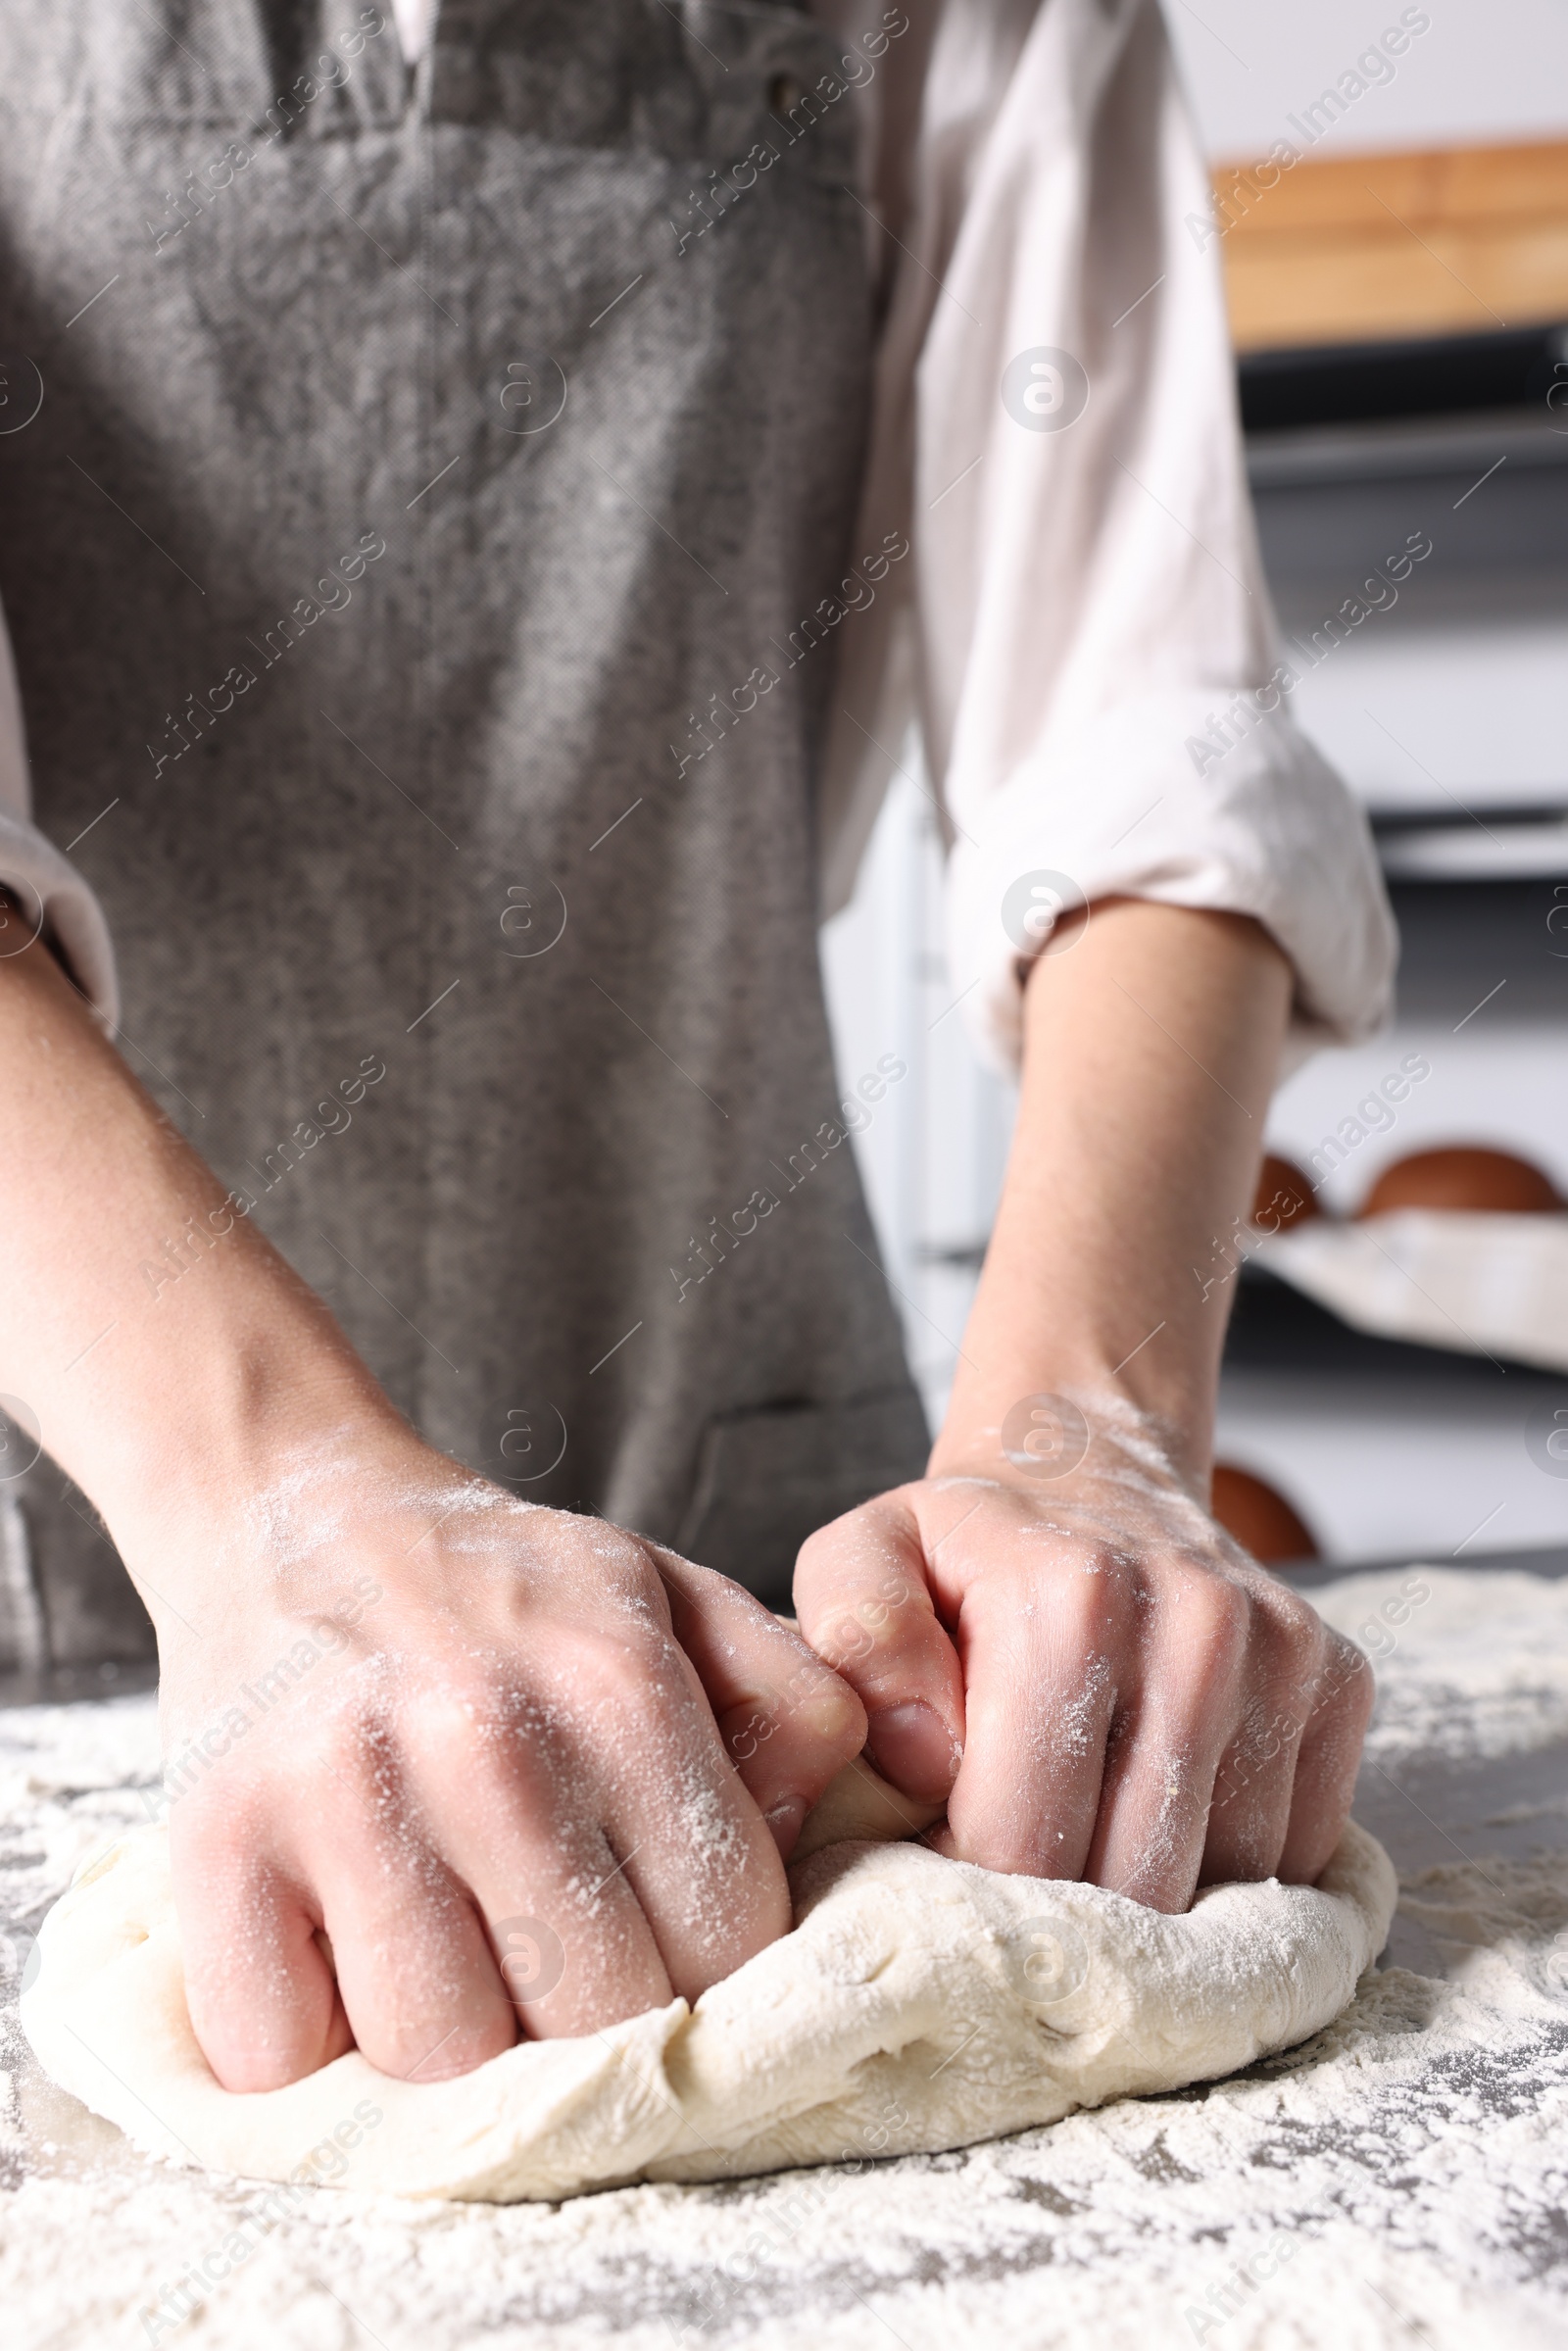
[1161,0,1568,162]
[818,770,1014,1436]
[1286,616,1568,811]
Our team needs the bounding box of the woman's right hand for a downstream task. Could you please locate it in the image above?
[141,1439,863,2090]
[0,925,861,2087]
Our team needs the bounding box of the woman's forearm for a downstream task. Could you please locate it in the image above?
[0,922,393,1572]
[798,899,1368,1900]
[931,900,1294,1488]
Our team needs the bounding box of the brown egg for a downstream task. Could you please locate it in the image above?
[1358,1147,1561,1218]
[1210,1463,1319,1565]
[1251,1153,1322,1231]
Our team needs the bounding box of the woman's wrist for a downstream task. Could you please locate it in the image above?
[118,1340,398,1562]
[43,1206,407,1594]
[928,1370,1213,1500]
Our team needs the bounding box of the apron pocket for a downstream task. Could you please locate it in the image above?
[676,1386,929,1606]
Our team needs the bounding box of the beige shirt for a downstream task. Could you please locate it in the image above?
[0,0,1396,1065]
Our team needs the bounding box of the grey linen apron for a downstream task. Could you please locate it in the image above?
[0,0,928,1665]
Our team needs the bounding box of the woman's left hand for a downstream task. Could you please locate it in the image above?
[792,1410,1372,1912]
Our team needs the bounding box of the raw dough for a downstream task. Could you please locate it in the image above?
[21,1781,1395,2202]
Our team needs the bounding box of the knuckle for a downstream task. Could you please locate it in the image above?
[290,1699,398,1798]
[595,1526,662,1580]
[1036,1555,1132,1652]
[1267,1592,1327,1690]
[1321,1629,1377,1724]
[170,1808,267,1902]
[724,1653,866,1771]
[577,1532,672,1618]
[572,1619,683,1708]
[809,1601,882,1673]
[1178,1572,1251,1670]
[790,1665,867,1755]
[794,1504,880,1597]
[397,1667,556,1775]
[797,1494,907,1569]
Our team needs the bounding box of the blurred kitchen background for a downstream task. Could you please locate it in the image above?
[820,0,1568,1567]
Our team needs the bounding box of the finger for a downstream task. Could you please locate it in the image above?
[1278,1626,1375,1884]
[793,1493,965,1803]
[172,1819,352,2092]
[436,1800,674,2040]
[394,1672,676,2042]
[310,1830,517,2082]
[934,1556,1128,1878]
[588,1624,792,2001]
[1086,1572,1250,1911]
[651,1545,866,1857]
[1200,1580,1329,1886]
[272,1692,516,2080]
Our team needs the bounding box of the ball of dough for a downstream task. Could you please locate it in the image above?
[21,1808,1396,2202]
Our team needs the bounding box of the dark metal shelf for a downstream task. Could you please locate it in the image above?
[1241,326,1568,591]
[1239,322,1568,438]
[1221,1259,1564,1386]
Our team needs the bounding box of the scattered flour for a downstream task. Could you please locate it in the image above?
[1313,1568,1568,1764]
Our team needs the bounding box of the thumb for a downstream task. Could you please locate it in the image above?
[793,1494,965,1805]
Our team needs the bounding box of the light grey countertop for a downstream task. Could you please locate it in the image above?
[3,1552,1567,2350]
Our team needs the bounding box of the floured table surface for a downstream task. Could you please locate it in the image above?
[4,1558,1568,2351]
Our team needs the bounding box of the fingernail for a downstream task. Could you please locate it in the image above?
[764,1795,808,1860]
[863,1701,959,1804]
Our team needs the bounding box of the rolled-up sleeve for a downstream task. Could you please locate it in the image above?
[821,0,1396,1072]
[0,596,118,1026]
